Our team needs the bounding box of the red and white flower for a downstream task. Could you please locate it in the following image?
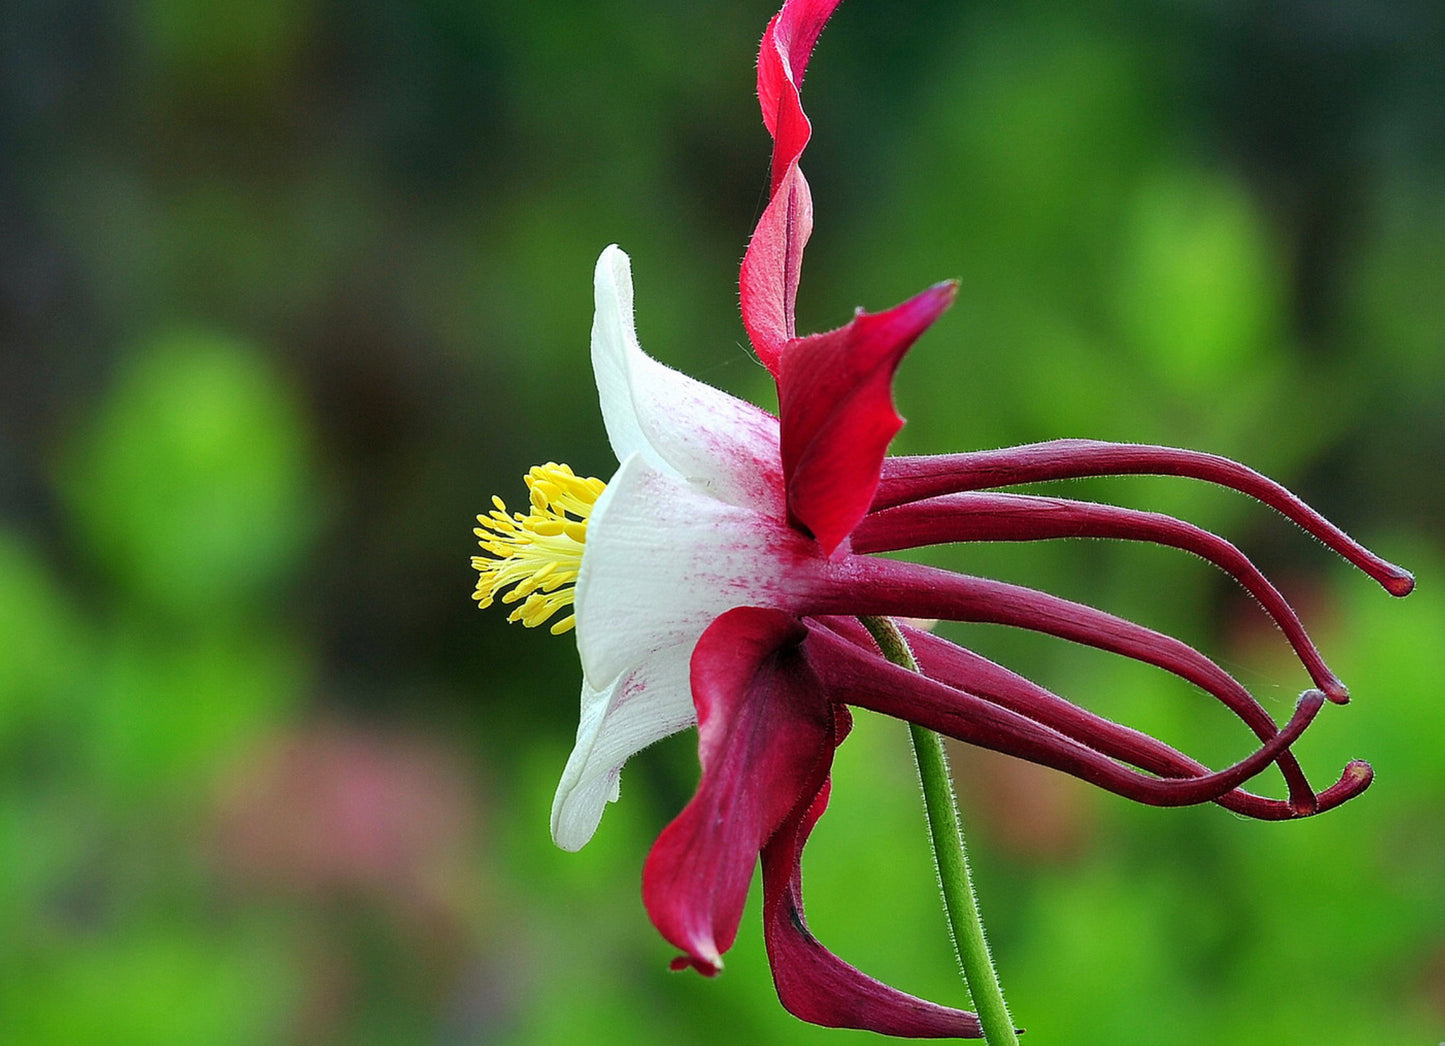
[473,0,1412,1035]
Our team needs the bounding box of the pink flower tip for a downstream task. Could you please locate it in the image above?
[1343,759,1374,788]
[670,949,724,977]
[904,279,960,321]
[1306,759,1375,815]
[1384,569,1416,597]
[1297,688,1327,714]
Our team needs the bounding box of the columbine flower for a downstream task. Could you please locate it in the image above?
[473,0,1413,1036]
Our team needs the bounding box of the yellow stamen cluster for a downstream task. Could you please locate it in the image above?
[473,463,606,635]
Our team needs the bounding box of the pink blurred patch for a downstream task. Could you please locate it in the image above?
[212,720,482,903]
[210,720,502,1039]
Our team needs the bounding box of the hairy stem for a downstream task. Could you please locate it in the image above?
[860,615,1019,1045]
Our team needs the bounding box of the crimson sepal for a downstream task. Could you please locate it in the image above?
[741,164,813,373]
[757,0,840,193]
[760,754,986,1038]
[741,0,841,373]
[642,607,834,975]
[779,282,958,555]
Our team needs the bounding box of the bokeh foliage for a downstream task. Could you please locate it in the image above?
[1,0,1441,1041]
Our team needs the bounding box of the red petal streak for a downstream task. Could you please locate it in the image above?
[874,439,1415,598]
[740,164,813,372]
[760,769,986,1037]
[780,282,958,555]
[820,557,1320,813]
[854,491,1347,701]
[642,608,833,976]
[804,624,1324,807]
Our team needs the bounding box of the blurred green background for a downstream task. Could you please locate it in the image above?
[2,0,1441,1042]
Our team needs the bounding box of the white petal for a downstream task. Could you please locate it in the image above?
[549,651,694,851]
[591,245,785,516]
[552,452,825,849]
[552,248,819,850]
[575,452,818,690]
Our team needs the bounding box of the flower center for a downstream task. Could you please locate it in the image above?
[473,462,606,635]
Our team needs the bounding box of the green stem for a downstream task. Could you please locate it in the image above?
[859,615,1019,1045]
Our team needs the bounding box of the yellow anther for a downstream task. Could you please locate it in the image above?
[472,463,605,633]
